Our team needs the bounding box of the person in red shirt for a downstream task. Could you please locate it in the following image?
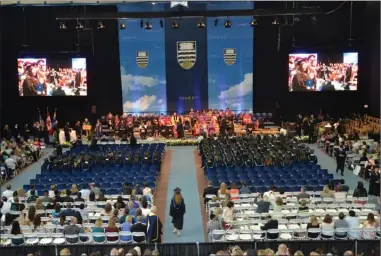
[105,218,119,242]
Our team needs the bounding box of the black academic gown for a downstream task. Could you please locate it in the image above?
[169,198,186,230]
[368,172,380,197]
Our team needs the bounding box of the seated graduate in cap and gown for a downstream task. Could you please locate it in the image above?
[169,187,186,237]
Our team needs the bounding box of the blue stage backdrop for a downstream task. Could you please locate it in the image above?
[164,3,208,114]
[118,4,167,113]
[206,2,254,112]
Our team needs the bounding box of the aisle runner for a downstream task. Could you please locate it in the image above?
[163,146,204,242]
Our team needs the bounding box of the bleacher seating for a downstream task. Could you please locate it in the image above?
[23,143,165,195]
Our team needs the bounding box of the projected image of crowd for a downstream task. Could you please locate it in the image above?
[18,59,87,96]
[289,53,358,92]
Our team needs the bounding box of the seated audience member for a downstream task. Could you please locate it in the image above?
[105,218,119,242]
[123,182,133,195]
[307,215,320,238]
[1,197,11,214]
[10,196,25,211]
[54,190,63,203]
[207,213,220,241]
[74,192,85,202]
[264,185,277,201]
[362,213,378,239]
[142,182,153,196]
[35,198,45,210]
[239,181,251,194]
[79,184,91,198]
[294,251,304,256]
[60,248,71,256]
[26,190,38,203]
[141,199,151,217]
[298,200,309,213]
[71,184,79,196]
[63,190,74,202]
[78,203,89,221]
[320,185,334,198]
[256,195,271,213]
[336,179,349,192]
[260,215,278,239]
[41,190,52,203]
[353,181,368,198]
[309,253,320,256]
[101,203,113,216]
[89,191,96,202]
[26,185,37,197]
[222,201,235,223]
[52,203,62,218]
[229,183,239,200]
[26,205,36,225]
[92,218,105,243]
[343,251,354,256]
[296,187,310,201]
[131,216,147,242]
[276,244,290,256]
[120,208,130,224]
[2,185,13,199]
[90,183,101,197]
[114,196,126,209]
[152,250,160,256]
[128,201,136,216]
[97,192,107,202]
[32,215,43,232]
[120,216,133,241]
[61,203,76,218]
[110,248,119,256]
[334,212,349,238]
[49,185,56,198]
[63,217,83,243]
[10,221,24,245]
[213,208,223,229]
[272,197,283,213]
[217,182,229,199]
[345,210,360,239]
[321,214,334,238]
[203,181,218,204]
[263,248,275,256]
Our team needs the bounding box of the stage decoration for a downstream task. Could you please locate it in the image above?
[177,41,196,70]
[295,136,309,142]
[170,1,188,8]
[136,51,149,68]
[224,48,236,65]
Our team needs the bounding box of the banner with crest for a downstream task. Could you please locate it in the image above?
[136,51,148,68]
[224,48,236,65]
[177,41,196,70]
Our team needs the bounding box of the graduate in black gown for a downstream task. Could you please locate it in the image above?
[368,165,380,197]
[169,187,186,237]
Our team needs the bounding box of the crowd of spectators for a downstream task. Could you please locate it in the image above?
[57,246,160,256]
[209,244,356,256]
[0,136,43,181]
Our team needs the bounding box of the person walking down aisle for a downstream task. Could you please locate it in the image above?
[169,187,186,237]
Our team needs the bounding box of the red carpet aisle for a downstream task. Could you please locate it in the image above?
[155,149,172,242]
[195,149,209,242]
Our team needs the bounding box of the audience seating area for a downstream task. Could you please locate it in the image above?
[23,143,165,195]
[207,192,380,242]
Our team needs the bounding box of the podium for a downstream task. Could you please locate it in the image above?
[82,124,92,137]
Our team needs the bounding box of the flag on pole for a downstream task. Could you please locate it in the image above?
[38,109,45,127]
[52,108,57,128]
[46,108,52,135]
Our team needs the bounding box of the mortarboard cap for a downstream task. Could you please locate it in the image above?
[173,187,181,194]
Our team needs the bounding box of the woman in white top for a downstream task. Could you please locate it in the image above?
[49,185,56,198]
[321,214,334,238]
[272,197,283,213]
[222,201,235,223]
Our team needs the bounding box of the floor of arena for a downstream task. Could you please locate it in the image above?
[1,144,378,243]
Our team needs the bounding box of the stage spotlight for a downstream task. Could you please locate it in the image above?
[250,18,257,27]
[145,21,152,30]
[224,19,231,28]
[272,18,279,25]
[197,20,205,28]
[76,22,84,30]
[97,21,105,29]
[140,19,144,28]
[311,16,317,25]
[159,19,164,28]
[214,18,218,26]
[59,22,67,30]
[172,20,179,29]
[120,22,126,29]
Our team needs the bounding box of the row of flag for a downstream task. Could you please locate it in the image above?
[38,108,57,135]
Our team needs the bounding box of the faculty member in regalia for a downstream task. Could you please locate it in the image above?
[147,206,163,243]
[169,187,186,237]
